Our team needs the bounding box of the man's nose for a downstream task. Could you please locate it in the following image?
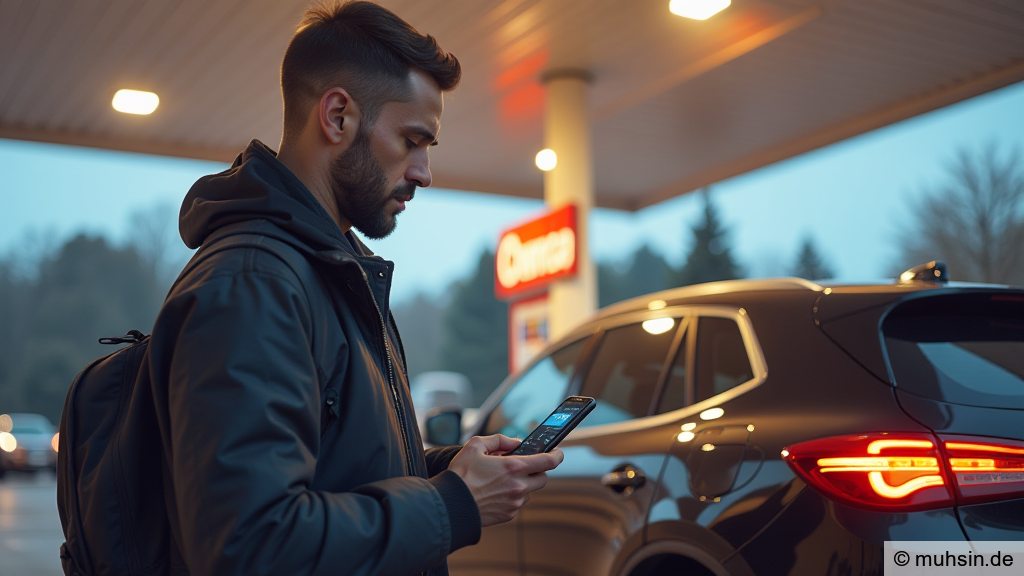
[406,160,431,189]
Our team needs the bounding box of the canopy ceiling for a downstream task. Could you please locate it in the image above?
[1,0,1022,210]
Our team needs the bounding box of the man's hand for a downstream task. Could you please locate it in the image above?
[448,434,564,527]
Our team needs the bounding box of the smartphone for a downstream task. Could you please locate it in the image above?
[504,396,597,456]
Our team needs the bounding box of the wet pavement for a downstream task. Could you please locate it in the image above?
[0,471,63,576]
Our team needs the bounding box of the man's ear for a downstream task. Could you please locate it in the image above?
[318,88,361,147]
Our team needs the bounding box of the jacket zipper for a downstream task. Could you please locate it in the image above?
[354,268,431,576]
[356,269,417,477]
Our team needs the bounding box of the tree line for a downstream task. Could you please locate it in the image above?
[397,144,1024,404]
[394,189,840,406]
[0,144,1020,421]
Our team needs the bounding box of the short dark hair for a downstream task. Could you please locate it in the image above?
[281,1,461,139]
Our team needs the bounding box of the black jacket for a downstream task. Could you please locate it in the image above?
[142,140,480,576]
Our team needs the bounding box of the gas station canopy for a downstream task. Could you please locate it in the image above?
[1,0,1022,210]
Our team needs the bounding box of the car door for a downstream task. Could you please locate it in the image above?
[647,308,777,554]
[448,337,593,576]
[521,312,690,576]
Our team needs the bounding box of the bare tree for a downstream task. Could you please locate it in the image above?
[898,144,1024,285]
[125,201,185,287]
[2,225,61,281]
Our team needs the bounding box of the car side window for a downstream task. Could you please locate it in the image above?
[481,338,589,439]
[656,323,689,414]
[578,320,678,428]
[695,316,754,403]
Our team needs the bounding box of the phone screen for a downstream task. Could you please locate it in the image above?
[506,396,595,456]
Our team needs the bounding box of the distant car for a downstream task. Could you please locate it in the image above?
[0,413,58,477]
[446,263,1024,576]
[410,371,481,446]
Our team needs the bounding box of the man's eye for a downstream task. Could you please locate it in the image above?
[405,138,417,150]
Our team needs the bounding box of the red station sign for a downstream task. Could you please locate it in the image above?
[494,205,578,301]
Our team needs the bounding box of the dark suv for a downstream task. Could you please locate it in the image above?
[447,265,1024,576]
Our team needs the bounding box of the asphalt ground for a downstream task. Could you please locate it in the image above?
[0,471,64,576]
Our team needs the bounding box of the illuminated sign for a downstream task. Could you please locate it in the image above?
[495,205,577,300]
[509,293,549,372]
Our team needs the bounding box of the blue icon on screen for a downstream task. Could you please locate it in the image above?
[543,412,572,427]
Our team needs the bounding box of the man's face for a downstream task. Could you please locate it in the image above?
[329,69,443,239]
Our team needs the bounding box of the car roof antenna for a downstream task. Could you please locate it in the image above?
[898,261,949,284]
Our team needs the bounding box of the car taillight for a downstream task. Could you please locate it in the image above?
[783,433,953,511]
[783,433,1024,512]
[942,435,1024,506]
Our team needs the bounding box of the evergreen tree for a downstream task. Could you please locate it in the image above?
[673,189,743,286]
[598,245,674,307]
[791,236,833,280]
[392,292,447,380]
[0,234,163,422]
[438,250,509,406]
[630,245,674,295]
[597,262,628,309]
[0,262,28,414]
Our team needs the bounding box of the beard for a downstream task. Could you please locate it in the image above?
[329,129,415,240]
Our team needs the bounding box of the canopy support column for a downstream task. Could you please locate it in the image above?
[543,70,596,340]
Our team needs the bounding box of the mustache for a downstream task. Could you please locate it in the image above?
[392,183,416,201]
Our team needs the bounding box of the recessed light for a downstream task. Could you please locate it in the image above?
[669,0,731,20]
[112,89,159,115]
[535,149,557,171]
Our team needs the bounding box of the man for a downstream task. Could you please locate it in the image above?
[143,2,562,575]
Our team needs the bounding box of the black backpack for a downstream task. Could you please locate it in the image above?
[56,328,162,576]
[56,224,314,576]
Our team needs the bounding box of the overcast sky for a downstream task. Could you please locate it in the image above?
[1,80,1022,305]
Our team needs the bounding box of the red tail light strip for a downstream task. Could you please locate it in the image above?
[783,433,1024,511]
[942,436,1024,504]
[945,442,1024,455]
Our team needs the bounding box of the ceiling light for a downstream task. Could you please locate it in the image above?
[677,431,695,442]
[535,149,557,171]
[648,299,667,310]
[669,0,731,20]
[112,89,159,115]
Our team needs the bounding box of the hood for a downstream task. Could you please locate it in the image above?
[180,140,350,253]
[178,140,398,319]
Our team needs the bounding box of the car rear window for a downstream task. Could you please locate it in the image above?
[882,293,1024,409]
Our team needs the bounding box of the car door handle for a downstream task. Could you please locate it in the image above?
[602,466,646,491]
